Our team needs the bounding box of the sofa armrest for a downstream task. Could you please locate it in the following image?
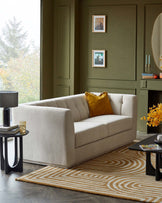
[12,105,75,168]
[121,94,137,133]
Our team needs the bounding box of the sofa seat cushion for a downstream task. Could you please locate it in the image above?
[82,115,132,136]
[74,122,107,148]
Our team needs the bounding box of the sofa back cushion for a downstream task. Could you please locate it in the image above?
[108,94,123,115]
[28,94,89,122]
[93,92,134,116]
[25,92,136,122]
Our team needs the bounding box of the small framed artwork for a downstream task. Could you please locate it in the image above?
[92,50,106,68]
[92,15,106,33]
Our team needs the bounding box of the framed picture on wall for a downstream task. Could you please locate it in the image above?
[92,15,106,32]
[92,50,106,67]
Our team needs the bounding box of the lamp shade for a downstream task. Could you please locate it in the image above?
[0,91,18,108]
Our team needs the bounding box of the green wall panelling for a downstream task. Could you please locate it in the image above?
[87,79,137,90]
[147,80,162,90]
[41,0,54,99]
[73,0,80,94]
[51,0,162,133]
[87,87,136,95]
[53,0,75,97]
[55,6,70,79]
[55,85,70,97]
[88,5,137,80]
[140,80,147,88]
[145,4,162,74]
[136,2,144,81]
[137,89,148,133]
[79,0,137,96]
[79,0,89,92]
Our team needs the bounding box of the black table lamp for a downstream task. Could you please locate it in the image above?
[0,91,18,126]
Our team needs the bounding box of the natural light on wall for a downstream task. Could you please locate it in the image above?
[0,0,40,105]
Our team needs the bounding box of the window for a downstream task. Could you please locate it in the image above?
[0,0,40,104]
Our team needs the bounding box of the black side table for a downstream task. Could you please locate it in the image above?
[0,130,29,174]
[129,134,162,181]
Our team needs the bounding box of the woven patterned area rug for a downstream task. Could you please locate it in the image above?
[16,145,162,202]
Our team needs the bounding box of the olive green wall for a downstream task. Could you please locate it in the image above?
[79,0,162,132]
[42,0,162,132]
[80,3,136,84]
[41,0,54,99]
[53,0,77,97]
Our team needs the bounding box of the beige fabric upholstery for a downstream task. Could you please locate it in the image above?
[12,93,137,168]
[27,94,89,122]
[13,105,75,167]
[81,115,132,136]
[74,122,107,147]
[75,129,135,166]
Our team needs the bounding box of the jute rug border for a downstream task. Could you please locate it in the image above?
[16,166,140,202]
[16,144,162,203]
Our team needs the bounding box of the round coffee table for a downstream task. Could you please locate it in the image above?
[0,130,29,174]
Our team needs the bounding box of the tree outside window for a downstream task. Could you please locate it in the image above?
[0,17,40,104]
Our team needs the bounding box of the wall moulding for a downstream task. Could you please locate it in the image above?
[87,5,137,81]
[87,79,137,89]
[55,85,70,97]
[87,87,136,95]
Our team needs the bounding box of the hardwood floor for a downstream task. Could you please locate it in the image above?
[0,133,150,203]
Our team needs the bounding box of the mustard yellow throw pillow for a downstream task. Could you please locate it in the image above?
[85,92,114,117]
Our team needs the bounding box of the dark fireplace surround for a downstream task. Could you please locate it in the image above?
[148,90,162,133]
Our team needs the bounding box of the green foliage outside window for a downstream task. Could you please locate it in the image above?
[0,17,40,104]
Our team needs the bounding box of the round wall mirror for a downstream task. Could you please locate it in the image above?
[151,13,162,71]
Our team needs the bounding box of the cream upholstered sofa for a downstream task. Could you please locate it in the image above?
[12,93,137,168]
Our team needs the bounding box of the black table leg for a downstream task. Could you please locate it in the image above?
[12,137,23,172]
[13,137,18,166]
[4,137,9,174]
[0,137,4,170]
[19,137,23,172]
[160,154,162,168]
[3,137,24,174]
[0,130,28,174]
[155,153,162,181]
[146,152,155,176]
